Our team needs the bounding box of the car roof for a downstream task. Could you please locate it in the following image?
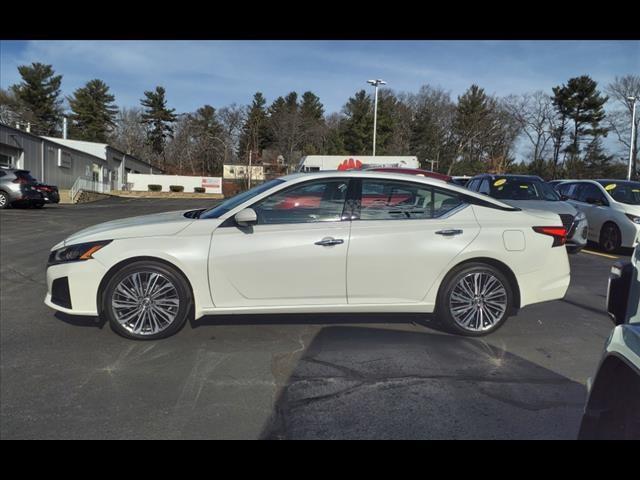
[280,170,515,209]
[470,173,544,180]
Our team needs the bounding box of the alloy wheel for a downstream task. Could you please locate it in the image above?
[449,272,508,332]
[111,271,180,336]
[602,224,619,252]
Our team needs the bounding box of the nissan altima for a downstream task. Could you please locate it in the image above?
[45,171,571,340]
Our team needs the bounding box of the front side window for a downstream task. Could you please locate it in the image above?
[252,179,349,224]
[577,183,607,205]
[359,179,464,220]
[200,178,284,219]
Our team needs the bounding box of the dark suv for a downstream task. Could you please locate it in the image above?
[0,168,45,209]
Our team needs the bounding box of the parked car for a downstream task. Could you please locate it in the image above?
[44,171,571,340]
[365,167,452,182]
[578,239,640,439]
[34,183,60,204]
[465,174,588,254]
[555,179,640,253]
[0,168,45,209]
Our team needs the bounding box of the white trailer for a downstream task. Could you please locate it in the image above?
[297,155,419,172]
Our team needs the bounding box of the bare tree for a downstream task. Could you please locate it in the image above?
[606,75,640,177]
[503,92,554,169]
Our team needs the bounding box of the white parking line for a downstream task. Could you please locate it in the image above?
[581,249,620,260]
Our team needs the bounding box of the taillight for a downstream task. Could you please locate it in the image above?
[533,226,567,247]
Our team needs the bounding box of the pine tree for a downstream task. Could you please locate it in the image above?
[341,90,372,155]
[552,75,609,174]
[9,62,63,135]
[140,86,177,156]
[238,92,269,162]
[68,79,118,142]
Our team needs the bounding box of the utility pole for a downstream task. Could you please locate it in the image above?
[628,96,637,181]
[367,79,387,157]
[248,149,252,190]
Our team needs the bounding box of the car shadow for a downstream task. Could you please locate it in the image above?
[193,311,450,334]
[259,325,587,440]
[54,311,106,329]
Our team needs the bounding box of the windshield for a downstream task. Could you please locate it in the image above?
[597,181,640,205]
[490,177,560,201]
[199,179,285,219]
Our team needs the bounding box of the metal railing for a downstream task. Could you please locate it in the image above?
[70,176,112,202]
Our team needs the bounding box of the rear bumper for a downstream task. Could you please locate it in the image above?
[519,248,571,307]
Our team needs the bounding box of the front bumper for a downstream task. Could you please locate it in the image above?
[44,259,107,316]
[567,216,589,252]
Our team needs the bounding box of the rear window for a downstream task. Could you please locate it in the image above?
[489,177,559,201]
[15,171,37,182]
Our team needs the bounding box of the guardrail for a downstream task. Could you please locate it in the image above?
[70,176,112,203]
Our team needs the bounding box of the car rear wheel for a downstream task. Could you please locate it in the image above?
[437,263,513,336]
[0,191,10,209]
[599,222,621,253]
[102,260,192,340]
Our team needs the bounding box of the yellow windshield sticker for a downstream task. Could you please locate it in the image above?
[605,183,617,191]
[633,189,640,193]
[519,185,529,189]
[494,179,507,187]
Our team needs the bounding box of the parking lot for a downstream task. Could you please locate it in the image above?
[0,197,630,439]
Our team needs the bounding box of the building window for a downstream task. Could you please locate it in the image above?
[58,151,72,169]
[0,153,13,168]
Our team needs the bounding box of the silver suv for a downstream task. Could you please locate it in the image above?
[0,168,45,209]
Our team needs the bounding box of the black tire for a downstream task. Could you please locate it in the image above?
[436,262,514,337]
[101,260,193,340]
[566,244,583,254]
[33,202,45,209]
[599,222,621,253]
[0,191,10,209]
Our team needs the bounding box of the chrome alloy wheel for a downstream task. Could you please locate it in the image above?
[601,224,620,252]
[111,271,180,336]
[449,272,508,332]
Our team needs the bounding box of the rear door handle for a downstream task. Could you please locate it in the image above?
[315,237,344,246]
[435,229,463,236]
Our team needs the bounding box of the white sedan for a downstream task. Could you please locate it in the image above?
[45,171,571,340]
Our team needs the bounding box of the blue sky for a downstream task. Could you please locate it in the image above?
[1,40,638,116]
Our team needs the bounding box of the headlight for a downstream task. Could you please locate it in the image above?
[625,214,640,225]
[48,240,112,266]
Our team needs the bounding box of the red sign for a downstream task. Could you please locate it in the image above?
[337,158,363,171]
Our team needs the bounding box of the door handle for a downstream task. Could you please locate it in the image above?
[315,237,344,246]
[435,229,463,236]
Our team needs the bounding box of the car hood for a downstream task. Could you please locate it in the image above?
[501,199,577,215]
[62,210,195,246]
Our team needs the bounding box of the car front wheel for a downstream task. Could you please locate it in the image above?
[0,191,10,209]
[101,260,193,340]
[437,263,513,336]
[599,222,621,253]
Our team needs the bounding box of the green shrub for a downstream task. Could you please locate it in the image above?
[194,187,205,193]
[148,184,162,192]
[169,185,184,192]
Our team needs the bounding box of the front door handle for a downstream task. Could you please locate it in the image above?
[435,229,463,236]
[315,237,344,246]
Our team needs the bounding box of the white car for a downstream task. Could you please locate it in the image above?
[44,171,571,340]
[555,179,640,252]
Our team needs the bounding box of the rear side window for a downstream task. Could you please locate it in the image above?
[359,179,464,220]
[478,179,491,195]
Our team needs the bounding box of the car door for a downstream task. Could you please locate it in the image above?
[573,183,610,241]
[209,178,352,308]
[346,178,481,304]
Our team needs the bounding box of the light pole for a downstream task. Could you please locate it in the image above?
[367,79,386,157]
[627,96,637,181]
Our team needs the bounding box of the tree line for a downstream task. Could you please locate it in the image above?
[1,62,638,180]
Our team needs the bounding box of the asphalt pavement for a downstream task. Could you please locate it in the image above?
[0,198,628,439]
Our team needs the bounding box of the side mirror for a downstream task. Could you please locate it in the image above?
[560,194,569,201]
[585,197,601,205]
[234,208,257,227]
[606,260,633,325]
